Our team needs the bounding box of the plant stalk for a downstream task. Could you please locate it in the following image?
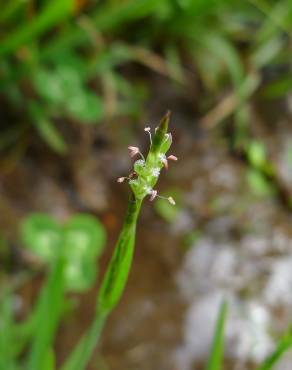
[61,195,142,370]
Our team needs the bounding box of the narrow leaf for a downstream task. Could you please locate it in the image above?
[206,300,228,370]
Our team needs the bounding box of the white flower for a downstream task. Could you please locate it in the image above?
[151,167,160,177]
[135,159,145,167]
[143,186,152,194]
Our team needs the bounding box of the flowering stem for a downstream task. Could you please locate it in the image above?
[61,112,175,370]
[97,195,142,313]
[61,196,142,370]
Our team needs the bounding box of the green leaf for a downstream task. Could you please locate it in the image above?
[198,33,244,88]
[65,91,104,124]
[0,0,74,56]
[206,300,228,370]
[257,328,292,370]
[34,66,103,124]
[34,65,83,104]
[247,169,274,197]
[0,291,17,370]
[64,258,96,292]
[261,75,292,99]
[251,36,284,69]
[21,213,62,262]
[29,102,68,154]
[247,140,267,170]
[64,215,106,258]
[27,247,66,370]
[43,349,55,370]
[63,215,106,292]
[22,213,106,293]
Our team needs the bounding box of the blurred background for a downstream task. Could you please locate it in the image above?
[1,0,292,369]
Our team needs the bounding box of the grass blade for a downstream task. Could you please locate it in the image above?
[0,0,74,56]
[206,300,228,370]
[257,329,292,370]
[0,291,17,370]
[26,251,66,370]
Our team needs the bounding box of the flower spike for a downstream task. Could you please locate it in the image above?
[118,111,177,205]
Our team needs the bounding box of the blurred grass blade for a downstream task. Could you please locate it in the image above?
[60,313,106,370]
[0,0,74,56]
[0,0,25,24]
[198,33,244,88]
[29,102,67,154]
[206,300,228,370]
[43,349,55,370]
[41,0,159,60]
[0,291,17,370]
[257,329,292,370]
[261,75,292,98]
[251,36,284,68]
[27,250,66,370]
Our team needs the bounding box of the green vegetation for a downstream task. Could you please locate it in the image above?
[1,0,291,153]
[0,113,177,370]
[1,0,292,369]
[206,300,228,370]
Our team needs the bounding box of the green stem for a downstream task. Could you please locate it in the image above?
[60,312,107,370]
[97,195,142,314]
[27,251,66,370]
[61,195,142,370]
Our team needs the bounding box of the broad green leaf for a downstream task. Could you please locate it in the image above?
[64,258,96,292]
[63,214,106,292]
[21,213,62,262]
[22,213,106,292]
[33,65,82,106]
[64,215,106,259]
[34,66,103,124]
[65,91,103,124]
